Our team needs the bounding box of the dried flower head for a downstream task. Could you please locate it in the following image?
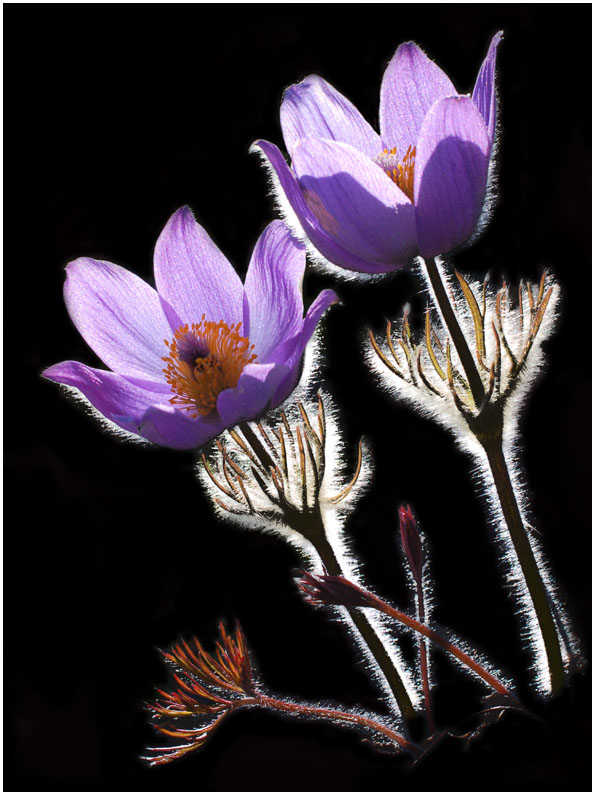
[144,623,256,766]
[368,269,560,447]
[198,393,369,545]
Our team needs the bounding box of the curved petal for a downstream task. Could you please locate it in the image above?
[215,362,289,427]
[414,96,490,258]
[252,139,400,274]
[293,138,418,267]
[154,206,244,330]
[472,31,503,149]
[138,404,223,450]
[379,41,456,154]
[281,74,381,159]
[269,287,338,407]
[243,221,306,361]
[63,257,172,382]
[43,360,168,437]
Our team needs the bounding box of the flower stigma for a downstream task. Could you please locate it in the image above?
[375,146,416,202]
[162,318,257,417]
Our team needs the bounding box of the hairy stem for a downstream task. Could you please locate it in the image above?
[421,257,564,695]
[305,515,417,723]
[361,586,514,699]
[232,425,417,722]
[416,582,435,734]
[482,438,565,695]
[421,256,485,409]
[256,694,419,755]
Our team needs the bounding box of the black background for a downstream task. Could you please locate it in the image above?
[5,4,591,792]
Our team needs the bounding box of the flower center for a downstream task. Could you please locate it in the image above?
[162,318,257,417]
[375,145,416,202]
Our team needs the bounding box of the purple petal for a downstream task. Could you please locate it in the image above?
[472,31,503,148]
[216,362,289,427]
[243,221,306,361]
[293,138,418,268]
[154,206,244,330]
[281,75,381,159]
[269,288,338,406]
[252,139,400,274]
[414,96,490,258]
[63,258,172,382]
[379,42,456,154]
[43,360,167,436]
[138,404,223,450]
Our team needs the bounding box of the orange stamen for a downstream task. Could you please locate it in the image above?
[162,317,256,417]
[376,145,416,202]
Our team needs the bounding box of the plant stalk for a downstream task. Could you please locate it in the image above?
[421,256,565,695]
[416,582,435,734]
[304,514,417,723]
[482,438,565,695]
[422,256,485,409]
[256,694,419,755]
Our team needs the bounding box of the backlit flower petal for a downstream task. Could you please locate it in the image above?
[64,258,172,381]
[472,31,503,148]
[379,41,456,154]
[414,95,490,257]
[216,362,289,427]
[252,139,396,273]
[243,221,306,360]
[269,288,338,407]
[43,360,168,436]
[281,75,381,159]
[293,137,417,268]
[138,404,224,450]
[154,206,244,328]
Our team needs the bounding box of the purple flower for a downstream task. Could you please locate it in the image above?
[252,33,502,274]
[44,209,337,450]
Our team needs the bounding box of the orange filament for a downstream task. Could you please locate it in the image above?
[162,318,256,417]
[376,145,416,202]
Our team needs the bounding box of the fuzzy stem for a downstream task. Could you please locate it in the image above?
[421,256,485,409]
[256,693,419,755]
[416,582,435,734]
[304,515,417,723]
[360,587,514,698]
[482,438,565,695]
[232,427,417,722]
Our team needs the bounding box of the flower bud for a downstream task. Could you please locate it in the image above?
[399,504,423,582]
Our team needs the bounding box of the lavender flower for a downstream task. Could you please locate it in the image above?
[252,33,501,274]
[44,210,337,450]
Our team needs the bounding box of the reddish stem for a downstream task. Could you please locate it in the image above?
[364,590,513,698]
[255,694,419,755]
[416,582,436,735]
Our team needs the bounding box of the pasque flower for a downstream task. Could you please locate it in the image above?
[252,33,501,274]
[44,209,337,449]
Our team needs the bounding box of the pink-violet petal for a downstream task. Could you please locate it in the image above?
[281,74,381,159]
[253,139,398,274]
[138,403,224,450]
[293,137,418,268]
[154,206,244,330]
[63,257,172,382]
[215,362,289,427]
[379,41,456,155]
[472,31,503,149]
[43,360,169,437]
[243,221,306,361]
[414,95,490,258]
[268,287,338,406]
